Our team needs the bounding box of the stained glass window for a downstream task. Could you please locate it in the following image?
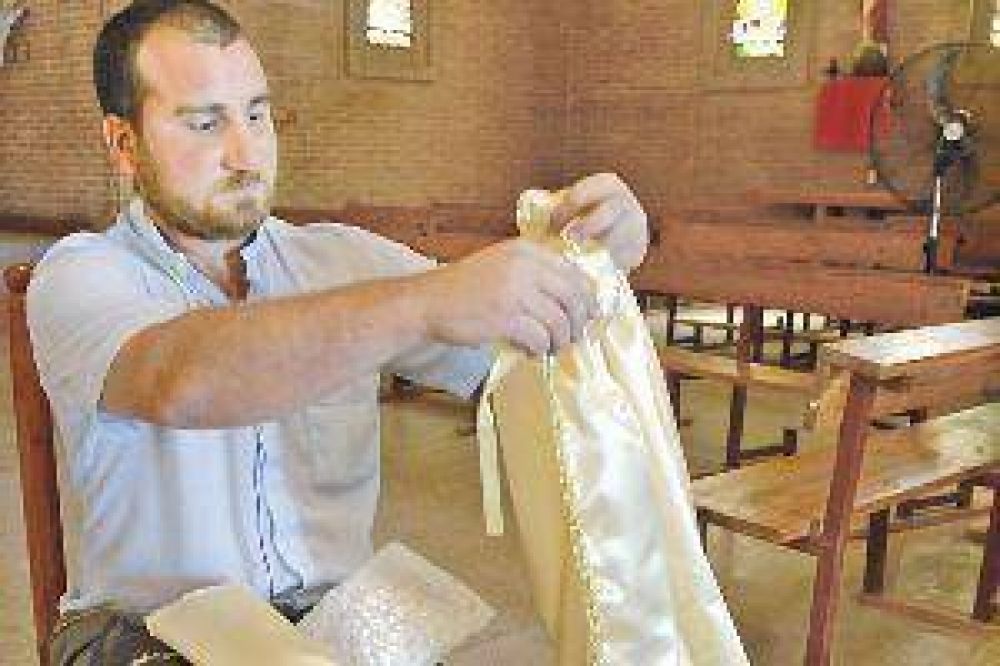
[366,0,412,49]
[732,0,788,58]
[992,0,999,47]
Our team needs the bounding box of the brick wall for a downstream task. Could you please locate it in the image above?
[0,1,983,227]
[0,0,566,227]
[562,0,976,214]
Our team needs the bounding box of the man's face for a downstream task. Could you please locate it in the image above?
[130,26,277,240]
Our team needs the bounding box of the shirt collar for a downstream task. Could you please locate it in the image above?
[119,197,270,272]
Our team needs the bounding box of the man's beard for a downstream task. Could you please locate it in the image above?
[134,148,273,241]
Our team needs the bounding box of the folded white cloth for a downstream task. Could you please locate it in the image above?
[477,189,749,665]
[146,584,334,665]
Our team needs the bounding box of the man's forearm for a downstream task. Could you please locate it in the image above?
[102,272,435,428]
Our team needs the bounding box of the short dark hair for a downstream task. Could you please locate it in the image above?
[93,0,242,121]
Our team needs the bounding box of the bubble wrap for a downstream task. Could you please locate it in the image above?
[298,543,495,665]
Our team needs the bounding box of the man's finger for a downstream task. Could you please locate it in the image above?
[530,252,599,325]
[565,198,623,243]
[509,315,551,357]
[551,173,624,227]
[521,292,573,351]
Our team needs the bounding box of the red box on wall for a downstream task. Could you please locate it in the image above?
[815,77,889,152]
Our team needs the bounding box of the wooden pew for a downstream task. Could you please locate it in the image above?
[693,318,1000,665]
[657,217,960,273]
[633,256,969,327]
[645,215,963,366]
[426,202,515,236]
[274,205,432,248]
[953,210,1000,280]
[0,214,87,236]
[637,254,971,468]
[274,204,513,263]
[745,187,910,222]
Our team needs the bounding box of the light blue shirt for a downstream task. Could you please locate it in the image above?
[27,199,491,614]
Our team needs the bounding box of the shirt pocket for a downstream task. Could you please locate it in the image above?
[301,400,380,489]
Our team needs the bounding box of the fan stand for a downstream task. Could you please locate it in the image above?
[925,177,945,274]
[924,120,966,274]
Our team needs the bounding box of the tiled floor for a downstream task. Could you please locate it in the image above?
[1,288,998,663]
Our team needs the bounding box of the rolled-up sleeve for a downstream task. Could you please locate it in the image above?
[311,224,494,398]
[26,235,187,464]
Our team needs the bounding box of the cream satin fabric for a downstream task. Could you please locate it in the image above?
[477,190,749,665]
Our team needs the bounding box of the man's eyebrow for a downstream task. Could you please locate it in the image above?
[175,103,226,116]
[173,95,269,116]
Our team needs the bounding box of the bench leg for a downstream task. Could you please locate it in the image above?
[805,541,846,666]
[805,374,876,666]
[782,427,798,455]
[807,342,820,368]
[666,372,682,424]
[956,480,975,510]
[725,304,736,345]
[725,386,747,469]
[863,508,891,595]
[781,310,795,367]
[751,323,765,363]
[973,486,1000,622]
[665,295,678,345]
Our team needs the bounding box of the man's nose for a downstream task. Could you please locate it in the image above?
[222,120,269,172]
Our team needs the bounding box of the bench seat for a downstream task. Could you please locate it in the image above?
[693,403,1000,545]
[659,345,815,394]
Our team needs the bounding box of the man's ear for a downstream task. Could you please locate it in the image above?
[102,114,139,177]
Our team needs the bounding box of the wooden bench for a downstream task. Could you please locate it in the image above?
[693,318,1000,665]
[646,216,962,363]
[657,217,959,273]
[745,187,910,223]
[0,214,87,236]
[659,346,817,395]
[952,210,1000,280]
[274,204,511,264]
[274,205,432,248]
[640,254,971,468]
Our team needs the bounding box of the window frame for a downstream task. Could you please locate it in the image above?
[969,0,997,44]
[346,0,433,81]
[699,0,816,91]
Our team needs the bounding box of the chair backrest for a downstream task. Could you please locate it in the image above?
[5,263,65,664]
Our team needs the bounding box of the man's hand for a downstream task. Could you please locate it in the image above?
[551,172,649,272]
[416,239,598,356]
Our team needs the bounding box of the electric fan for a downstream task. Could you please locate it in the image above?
[869,42,1000,272]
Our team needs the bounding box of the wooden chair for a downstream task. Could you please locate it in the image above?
[693,318,1000,665]
[5,263,65,664]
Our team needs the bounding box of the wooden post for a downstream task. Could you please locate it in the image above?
[665,294,678,345]
[973,484,1000,622]
[805,373,877,666]
[725,304,764,468]
[863,508,891,595]
[5,264,65,665]
[781,310,795,367]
